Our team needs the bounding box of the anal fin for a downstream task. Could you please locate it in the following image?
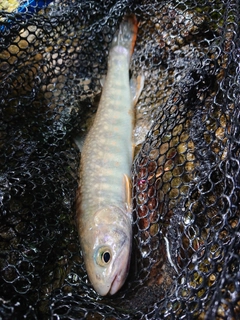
[123,174,132,212]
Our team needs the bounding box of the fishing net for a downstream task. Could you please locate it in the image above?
[0,0,239,318]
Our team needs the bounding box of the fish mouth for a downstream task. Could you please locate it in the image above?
[108,245,130,295]
[109,257,130,295]
[109,273,123,295]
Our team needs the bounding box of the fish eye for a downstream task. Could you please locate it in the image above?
[96,247,112,267]
[102,251,110,263]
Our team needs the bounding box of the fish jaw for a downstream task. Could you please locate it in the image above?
[109,253,131,295]
[79,205,132,296]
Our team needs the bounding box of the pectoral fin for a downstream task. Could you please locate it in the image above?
[130,74,144,106]
[100,75,106,88]
[123,174,132,211]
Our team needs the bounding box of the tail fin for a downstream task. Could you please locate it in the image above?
[111,14,138,56]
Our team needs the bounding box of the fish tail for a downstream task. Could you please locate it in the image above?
[111,14,138,56]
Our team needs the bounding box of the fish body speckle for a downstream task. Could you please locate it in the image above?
[76,15,143,296]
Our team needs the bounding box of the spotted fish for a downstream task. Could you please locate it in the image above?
[76,14,143,296]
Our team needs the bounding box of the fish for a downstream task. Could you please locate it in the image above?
[76,14,144,296]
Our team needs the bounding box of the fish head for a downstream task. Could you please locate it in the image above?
[80,205,132,296]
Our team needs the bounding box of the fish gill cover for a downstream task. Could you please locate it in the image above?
[0,0,239,319]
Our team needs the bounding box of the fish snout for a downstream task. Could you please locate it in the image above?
[93,273,111,296]
[93,270,126,296]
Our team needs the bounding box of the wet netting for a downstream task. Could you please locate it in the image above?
[0,0,239,319]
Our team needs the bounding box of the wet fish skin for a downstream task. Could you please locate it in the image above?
[76,15,139,296]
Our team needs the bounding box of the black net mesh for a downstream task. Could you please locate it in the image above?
[0,0,239,319]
